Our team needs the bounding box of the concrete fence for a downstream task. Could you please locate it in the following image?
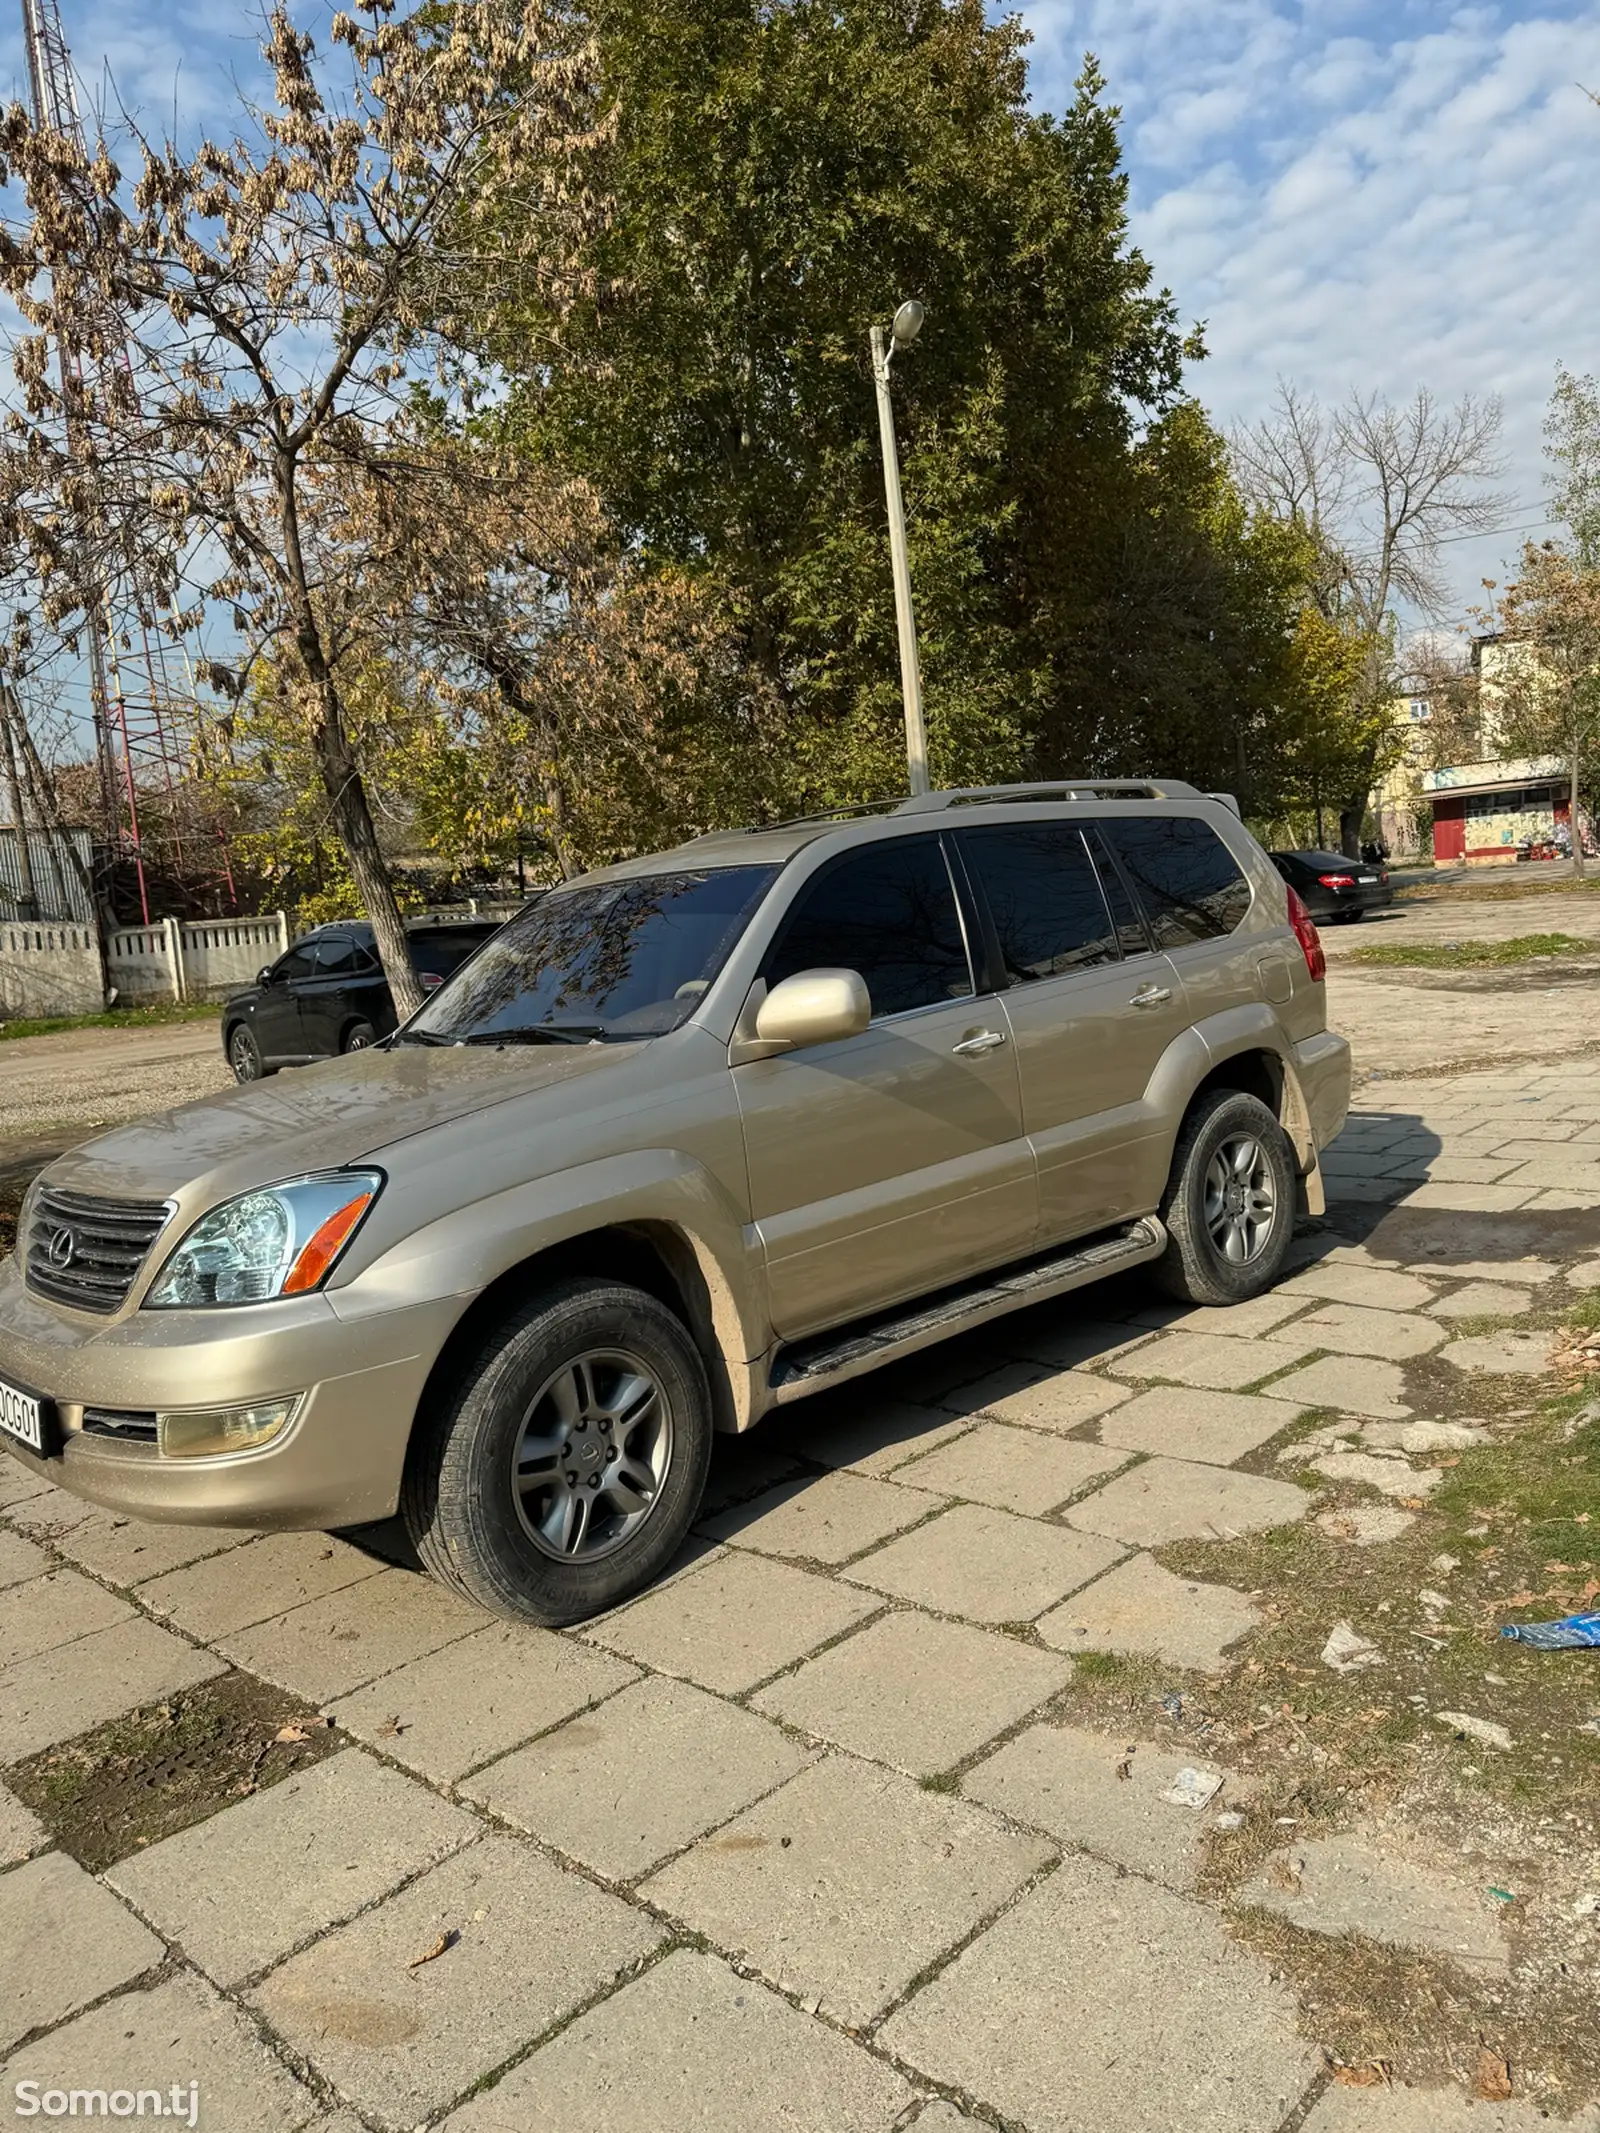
[0,910,290,1020]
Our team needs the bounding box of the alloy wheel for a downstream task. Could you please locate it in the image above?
[1202,1133,1276,1264]
[511,1348,674,1562]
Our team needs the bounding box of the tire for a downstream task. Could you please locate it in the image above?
[401,1279,713,1626]
[1151,1089,1297,1306]
[227,1025,269,1083]
[342,1019,378,1053]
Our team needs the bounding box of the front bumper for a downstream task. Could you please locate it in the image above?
[0,1256,462,1529]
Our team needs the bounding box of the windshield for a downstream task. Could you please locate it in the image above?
[398,865,777,1045]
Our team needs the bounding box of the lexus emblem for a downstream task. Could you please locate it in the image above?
[45,1226,76,1269]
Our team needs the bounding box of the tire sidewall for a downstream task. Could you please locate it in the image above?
[1162,1091,1296,1305]
[412,1282,712,1625]
[229,1027,261,1082]
[343,1021,377,1053]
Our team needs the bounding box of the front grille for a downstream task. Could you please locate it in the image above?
[80,1406,159,1443]
[25,1187,171,1314]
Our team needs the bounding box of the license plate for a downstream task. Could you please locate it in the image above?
[0,1375,45,1453]
[1357,874,1376,883]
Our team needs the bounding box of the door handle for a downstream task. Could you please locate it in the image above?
[1130,985,1172,1009]
[952,1028,1008,1056]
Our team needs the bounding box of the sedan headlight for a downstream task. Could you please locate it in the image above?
[145,1171,382,1309]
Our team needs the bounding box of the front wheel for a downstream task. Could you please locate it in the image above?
[1151,1089,1297,1306]
[401,1280,713,1625]
[228,1025,268,1083]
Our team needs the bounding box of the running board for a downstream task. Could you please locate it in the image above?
[766,1217,1167,1406]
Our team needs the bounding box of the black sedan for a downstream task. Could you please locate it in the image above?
[222,919,500,1081]
[1269,849,1395,923]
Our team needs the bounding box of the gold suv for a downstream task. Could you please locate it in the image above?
[0,783,1349,1624]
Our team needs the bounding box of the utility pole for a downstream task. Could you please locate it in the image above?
[870,300,929,797]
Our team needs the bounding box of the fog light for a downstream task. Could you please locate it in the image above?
[157,1396,301,1460]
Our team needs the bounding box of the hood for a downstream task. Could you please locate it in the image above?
[42,1040,633,1208]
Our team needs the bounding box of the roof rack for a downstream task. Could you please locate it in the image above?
[892,779,1202,814]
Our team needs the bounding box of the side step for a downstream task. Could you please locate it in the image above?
[767,1216,1167,1406]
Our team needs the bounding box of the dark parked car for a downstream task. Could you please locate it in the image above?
[222,920,500,1081]
[1269,849,1394,923]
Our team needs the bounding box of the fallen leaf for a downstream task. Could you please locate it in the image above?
[273,1724,309,1744]
[375,1715,406,1738]
[1475,2046,1512,2102]
[1332,2063,1390,2089]
[407,1930,458,1970]
[1115,1748,1134,1782]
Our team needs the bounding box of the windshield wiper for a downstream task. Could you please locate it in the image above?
[461,1023,606,1046]
[394,1029,453,1047]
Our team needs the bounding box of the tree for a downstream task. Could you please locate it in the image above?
[1546,366,1600,568]
[1234,385,1507,854]
[1484,545,1600,879]
[476,2,1203,801]
[0,0,606,1013]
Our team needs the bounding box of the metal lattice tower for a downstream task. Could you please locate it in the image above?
[19,0,234,921]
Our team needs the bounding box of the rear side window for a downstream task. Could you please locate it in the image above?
[409,928,492,979]
[961,825,1120,981]
[1100,817,1251,948]
[766,837,972,1019]
[313,935,366,977]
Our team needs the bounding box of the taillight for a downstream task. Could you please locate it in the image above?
[1317,872,1356,888]
[419,971,444,992]
[1287,886,1326,982]
[1379,870,1389,883]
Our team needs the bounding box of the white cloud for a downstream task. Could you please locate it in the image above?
[1020,0,1600,614]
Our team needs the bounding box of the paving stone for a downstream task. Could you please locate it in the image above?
[941,1366,1134,1431]
[215,1568,484,1702]
[1315,1504,1418,1546]
[1360,1419,1489,1452]
[1426,1281,1535,1318]
[1439,1329,1556,1376]
[1312,1451,1443,1501]
[877,1853,1318,2133]
[753,1610,1070,1777]
[1302,2087,1600,2132]
[1238,1833,1509,1970]
[786,1398,971,1476]
[1465,1117,1581,1144]
[108,1748,478,1987]
[1485,1136,1594,1162]
[435,1948,913,2133]
[50,1511,256,1586]
[0,1463,54,1511]
[463,1674,810,1881]
[1036,1553,1260,1672]
[992,1315,1156,1370]
[1396,1182,1538,1211]
[0,1566,133,1667]
[1065,1456,1311,1547]
[642,1754,1052,2026]
[585,1548,877,1694]
[0,1615,226,1761]
[699,1468,929,1562]
[843,1502,1124,1624]
[254,1835,662,2128]
[914,2110,985,2131]
[1133,1293,1315,1338]
[0,1779,45,1864]
[1265,1355,1411,1419]
[892,1421,1124,1513]
[0,1529,50,1591]
[1495,1159,1600,1192]
[0,1852,165,2052]
[2,1971,321,2133]
[1293,1304,1448,1360]
[1280,1265,1439,1311]
[1389,1155,1523,1185]
[1104,1329,1317,1390]
[327,1622,639,1781]
[1560,1258,1600,1288]
[1097,1386,1307,1466]
[963,1722,1249,1889]
[138,1531,389,1639]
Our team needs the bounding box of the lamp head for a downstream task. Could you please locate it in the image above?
[890,299,925,348]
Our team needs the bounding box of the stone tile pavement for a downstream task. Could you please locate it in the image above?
[4,1053,1600,2130]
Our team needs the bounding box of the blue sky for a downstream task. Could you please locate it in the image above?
[5,0,1599,623]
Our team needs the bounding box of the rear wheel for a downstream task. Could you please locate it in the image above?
[342,1019,378,1053]
[401,1280,713,1625]
[1152,1089,1296,1306]
[228,1025,268,1083]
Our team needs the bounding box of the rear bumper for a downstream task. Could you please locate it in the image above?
[0,1256,461,1529]
[1307,884,1394,918]
[1294,1029,1352,1152]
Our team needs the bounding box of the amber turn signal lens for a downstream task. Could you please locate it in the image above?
[282,1192,374,1295]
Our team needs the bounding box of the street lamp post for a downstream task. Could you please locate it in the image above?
[870,300,929,797]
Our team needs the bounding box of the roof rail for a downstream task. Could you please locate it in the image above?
[893,779,1202,814]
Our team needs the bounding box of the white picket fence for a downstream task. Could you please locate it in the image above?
[0,911,290,1020]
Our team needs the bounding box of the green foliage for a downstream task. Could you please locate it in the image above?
[1348,933,1594,969]
[474,0,1329,812]
[1546,366,1600,570]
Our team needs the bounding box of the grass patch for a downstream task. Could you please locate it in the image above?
[5,1671,343,1872]
[1348,933,1594,970]
[0,1000,221,1041]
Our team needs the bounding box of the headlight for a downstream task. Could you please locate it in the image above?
[145,1172,382,1309]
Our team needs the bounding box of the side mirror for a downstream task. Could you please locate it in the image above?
[754,968,872,1051]
[257,966,277,985]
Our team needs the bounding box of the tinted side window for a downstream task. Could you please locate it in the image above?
[961,825,1119,981]
[313,935,364,977]
[1101,817,1251,948]
[1086,828,1152,957]
[409,929,491,979]
[767,838,971,1019]
[275,944,318,982]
